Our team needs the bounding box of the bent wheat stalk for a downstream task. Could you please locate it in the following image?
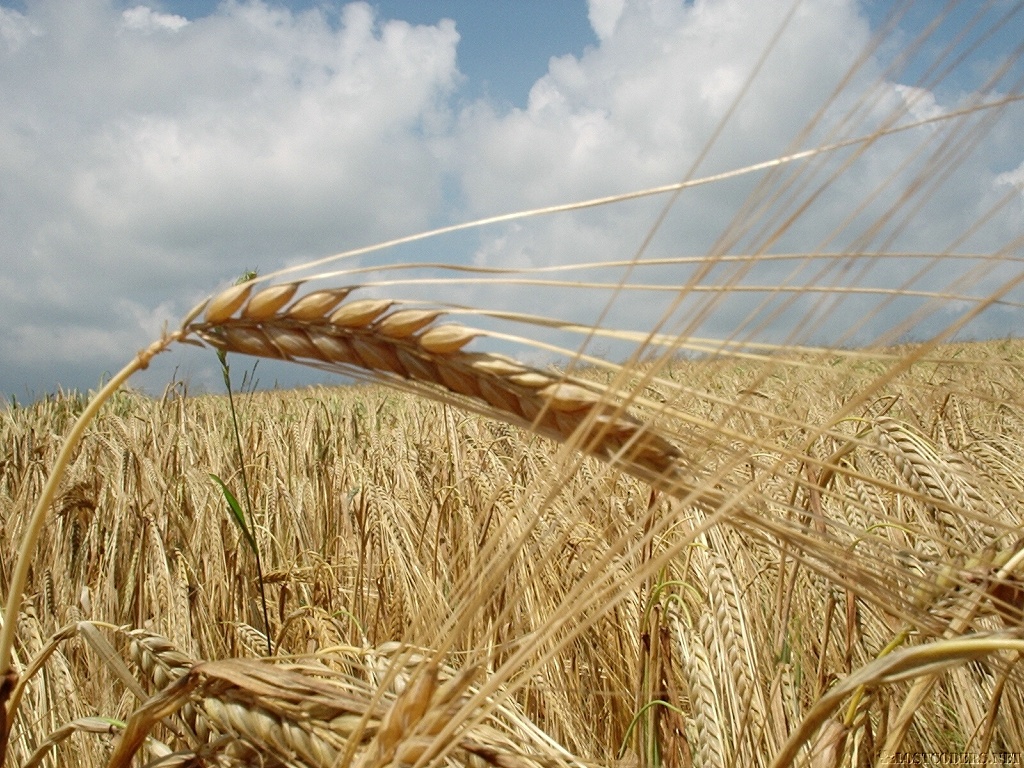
[192,282,693,492]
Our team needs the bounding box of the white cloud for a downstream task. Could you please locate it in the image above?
[0,6,39,53]
[997,161,1024,192]
[76,2,459,251]
[457,0,876,217]
[0,0,461,395]
[121,5,189,33]
[587,0,624,41]
[1,0,1021,398]
[893,84,943,123]
[449,0,1023,354]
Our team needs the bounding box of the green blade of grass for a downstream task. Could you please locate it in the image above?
[210,473,258,556]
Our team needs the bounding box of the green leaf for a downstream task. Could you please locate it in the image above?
[210,473,258,555]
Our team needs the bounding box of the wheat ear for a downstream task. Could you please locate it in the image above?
[186,282,706,500]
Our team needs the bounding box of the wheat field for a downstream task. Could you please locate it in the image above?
[2,2,1024,767]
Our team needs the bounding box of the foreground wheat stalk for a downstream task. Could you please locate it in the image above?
[193,282,695,491]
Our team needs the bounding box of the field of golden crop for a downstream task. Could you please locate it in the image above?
[3,338,1024,767]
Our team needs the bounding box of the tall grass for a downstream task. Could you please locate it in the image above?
[1,2,1023,766]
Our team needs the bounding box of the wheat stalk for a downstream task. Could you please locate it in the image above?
[186,282,700,501]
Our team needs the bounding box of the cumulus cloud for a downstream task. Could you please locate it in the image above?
[1,0,460,396]
[1,0,1021,398]
[76,1,459,252]
[0,6,39,52]
[455,0,878,234]
[587,0,624,41]
[120,5,189,32]
[449,0,1023,352]
[997,161,1024,191]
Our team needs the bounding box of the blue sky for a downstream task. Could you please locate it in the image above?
[0,0,1021,400]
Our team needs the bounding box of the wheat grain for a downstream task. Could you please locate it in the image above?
[90,623,559,768]
[870,417,978,520]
